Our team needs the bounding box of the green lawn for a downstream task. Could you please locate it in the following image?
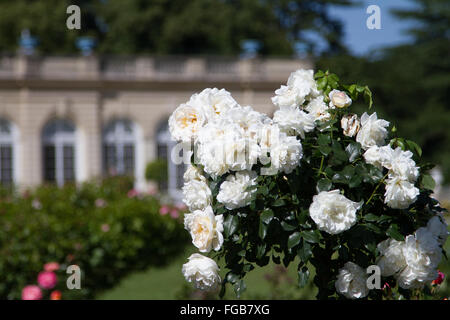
[97,246,316,300]
[98,224,450,300]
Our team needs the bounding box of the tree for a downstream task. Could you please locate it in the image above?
[0,0,354,56]
[317,0,450,182]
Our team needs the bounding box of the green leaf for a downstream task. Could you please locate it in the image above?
[281,220,298,231]
[314,70,325,79]
[405,140,422,157]
[317,77,327,90]
[223,214,239,238]
[364,223,382,234]
[256,243,266,259]
[297,209,309,225]
[363,86,373,109]
[364,213,380,222]
[421,174,435,191]
[316,178,332,192]
[345,142,361,162]
[226,272,239,284]
[317,135,331,154]
[273,198,286,207]
[258,185,269,196]
[287,231,301,249]
[297,239,312,263]
[243,263,254,273]
[319,145,332,156]
[298,266,310,288]
[301,230,320,244]
[259,220,268,239]
[349,175,362,188]
[386,224,404,241]
[260,209,274,225]
[234,279,246,299]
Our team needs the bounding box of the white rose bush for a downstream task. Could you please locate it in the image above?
[172,69,448,300]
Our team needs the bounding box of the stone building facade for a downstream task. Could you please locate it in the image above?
[0,55,312,197]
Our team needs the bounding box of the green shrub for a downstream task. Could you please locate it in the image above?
[0,177,188,299]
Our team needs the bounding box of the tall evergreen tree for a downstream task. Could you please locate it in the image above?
[318,0,450,181]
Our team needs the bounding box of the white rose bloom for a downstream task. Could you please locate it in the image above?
[305,96,330,122]
[363,145,393,169]
[376,238,406,277]
[335,262,369,299]
[182,179,212,211]
[189,88,238,121]
[271,85,305,108]
[309,190,362,235]
[426,214,449,246]
[384,176,419,209]
[286,69,321,99]
[341,114,360,137]
[223,134,260,172]
[273,106,315,139]
[196,120,243,178]
[385,147,419,182]
[217,170,258,210]
[267,133,303,175]
[223,105,269,139]
[168,103,207,142]
[356,112,390,150]
[182,253,221,291]
[397,228,442,289]
[196,141,230,178]
[184,164,206,182]
[329,89,352,109]
[184,206,224,252]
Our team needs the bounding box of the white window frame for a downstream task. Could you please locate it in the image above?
[103,119,139,177]
[42,119,76,187]
[156,124,185,200]
[0,118,18,185]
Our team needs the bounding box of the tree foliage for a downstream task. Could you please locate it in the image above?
[0,0,353,55]
[317,0,450,182]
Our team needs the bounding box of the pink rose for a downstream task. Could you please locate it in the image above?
[37,271,58,290]
[159,205,170,215]
[170,209,179,219]
[127,189,139,198]
[101,223,110,232]
[22,285,42,300]
[95,198,107,208]
[44,262,60,272]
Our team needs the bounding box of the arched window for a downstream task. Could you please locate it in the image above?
[42,119,76,186]
[0,119,17,186]
[156,122,186,199]
[103,119,137,177]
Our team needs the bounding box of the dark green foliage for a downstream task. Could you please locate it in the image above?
[0,176,188,299]
[0,0,353,55]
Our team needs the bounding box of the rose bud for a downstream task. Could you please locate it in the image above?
[329,89,352,108]
[341,114,360,137]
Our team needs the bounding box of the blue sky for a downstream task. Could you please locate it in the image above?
[329,0,418,55]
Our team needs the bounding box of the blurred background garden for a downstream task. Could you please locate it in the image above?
[0,0,448,299]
